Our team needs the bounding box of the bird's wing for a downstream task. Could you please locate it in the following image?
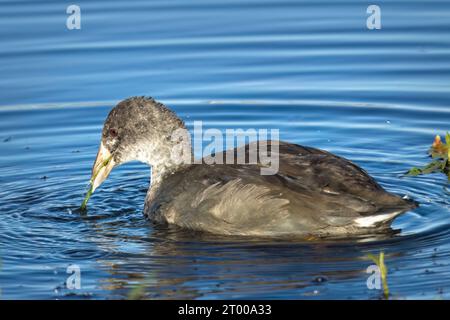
[147,141,415,236]
[268,142,408,210]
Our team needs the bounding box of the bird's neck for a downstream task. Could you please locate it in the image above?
[151,158,188,186]
[144,154,190,209]
[137,130,192,191]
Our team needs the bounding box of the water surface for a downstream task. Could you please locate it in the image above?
[1,0,450,299]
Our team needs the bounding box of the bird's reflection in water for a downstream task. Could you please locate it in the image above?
[80,213,404,299]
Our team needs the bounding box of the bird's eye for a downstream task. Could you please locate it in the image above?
[109,128,118,138]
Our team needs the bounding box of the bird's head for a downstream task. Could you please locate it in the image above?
[89,97,189,193]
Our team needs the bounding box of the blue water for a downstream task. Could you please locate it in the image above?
[1,0,450,299]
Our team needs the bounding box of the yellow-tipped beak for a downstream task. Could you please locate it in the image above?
[90,142,116,193]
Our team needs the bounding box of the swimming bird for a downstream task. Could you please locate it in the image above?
[87,97,416,238]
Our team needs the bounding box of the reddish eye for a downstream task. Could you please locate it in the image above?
[109,128,118,137]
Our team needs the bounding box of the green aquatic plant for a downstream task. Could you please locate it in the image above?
[80,185,93,211]
[80,155,113,210]
[367,251,389,299]
[127,283,146,300]
[407,133,450,179]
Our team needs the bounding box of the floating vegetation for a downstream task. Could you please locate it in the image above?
[127,283,146,300]
[407,133,449,179]
[367,251,389,299]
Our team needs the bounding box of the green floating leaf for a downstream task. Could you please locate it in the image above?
[408,133,449,179]
[422,161,445,174]
[406,167,422,176]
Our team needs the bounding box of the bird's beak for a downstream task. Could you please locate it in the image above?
[90,142,116,193]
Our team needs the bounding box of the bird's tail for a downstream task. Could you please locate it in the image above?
[353,197,418,229]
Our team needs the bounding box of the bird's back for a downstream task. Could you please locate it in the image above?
[144,141,416,238]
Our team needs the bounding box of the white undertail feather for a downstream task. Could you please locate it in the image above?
[354,211,402,228]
